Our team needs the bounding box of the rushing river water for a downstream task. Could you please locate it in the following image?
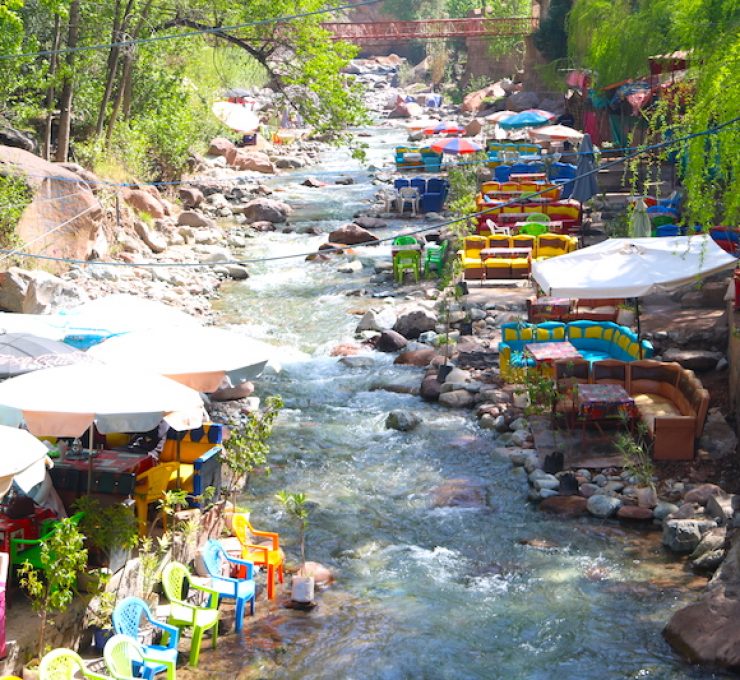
[204,126,725,679]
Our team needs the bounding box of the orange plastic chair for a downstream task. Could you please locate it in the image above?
[231,514,284,600]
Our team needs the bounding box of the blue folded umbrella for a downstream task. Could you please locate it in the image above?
[498,111,550,129]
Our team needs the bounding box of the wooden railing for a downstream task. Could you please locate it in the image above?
[322,17,539,42]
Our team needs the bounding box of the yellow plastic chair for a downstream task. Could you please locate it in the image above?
[232,513,284,600]
[161,562,219,667]
[133,462,183,536]
[38,648,113,680]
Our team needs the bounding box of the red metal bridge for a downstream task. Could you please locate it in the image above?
[322,16,539,43]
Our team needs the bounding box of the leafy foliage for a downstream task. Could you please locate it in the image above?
[0,173,31,248]
[615,421,654,487]
[73,497,139,556]
[275,490,309,567]
[222,395,284,508]
[533,0,572,61]
[18,518,88,660]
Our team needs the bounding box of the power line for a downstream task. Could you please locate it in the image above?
[0,0,384,61]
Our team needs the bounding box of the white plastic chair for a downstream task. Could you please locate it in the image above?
[396,187,421,216]
[380,187,399,213]
[485,219,510,236]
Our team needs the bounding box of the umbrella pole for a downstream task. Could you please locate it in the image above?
[86,423,94,494]
[635,298,643,359]
[176,438,182,491]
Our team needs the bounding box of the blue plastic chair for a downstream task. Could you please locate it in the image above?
[410,177,426,193]
[201,540,256,633]
[112,597,179,680]
[393,178,410,191]
[426,178,448,193]
[494,165,512,182]
[656,224,681,237]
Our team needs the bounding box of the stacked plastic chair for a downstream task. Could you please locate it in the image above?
[38,649,112,680]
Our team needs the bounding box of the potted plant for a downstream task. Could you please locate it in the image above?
[615,422,657,507]
[17,518,88,678]
[275,490,312,604]
[86,590,116,653]
[138,535,169,610]
[221,395,283,527]
[74,498,138,572]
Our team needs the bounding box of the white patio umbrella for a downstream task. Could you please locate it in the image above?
[88,327,275,392]
[211,101,259,133]
[0,364,205,437]
[0,425,50,498]
[484,110,517,123]
[528,124,584,143]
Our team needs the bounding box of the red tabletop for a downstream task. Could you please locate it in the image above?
[0,507,57,554]
[525,341,581,363]
[577,383,636,419]
[54,450,153,475]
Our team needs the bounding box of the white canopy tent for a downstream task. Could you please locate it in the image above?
[532,236,737,299]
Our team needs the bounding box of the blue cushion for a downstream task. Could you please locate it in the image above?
[580,350,610,363]
[511,352,536,368]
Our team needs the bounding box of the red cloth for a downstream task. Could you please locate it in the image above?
[582,111,601,145]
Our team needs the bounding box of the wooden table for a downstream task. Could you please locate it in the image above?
[510,173,546,181]
[525,341,581,363]
[528,296,573,322]
[576,383,637,438]
[481,247,532,259]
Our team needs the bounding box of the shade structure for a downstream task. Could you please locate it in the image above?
[532,236,737,299]
[0,425,50,498]
[87,327,274,392]
[484,110,517,123]
[0,313,65,340]
[570,133,599,204]
[498,110,553,130]
[211,101,259,133]
[430,137,482,155]
[423,121,464,136]
[0,333,92,379]
[629,198,652,238]
[0,364,205,437]
[53,294,202,349]
[529,124,584,143]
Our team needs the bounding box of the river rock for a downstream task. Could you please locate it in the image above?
[533,474,560,491]
[684,483,725,506]
[616,505,654,521]
[178,186,204,209]
[123,188,166,218]
[394,349,436,366]
[0,267,29,312]
[224,264,249,280]
[691,549,726,572]
[662,348,722,372]
[653,501,680,521]
[431,478,487,509]
[328,223,379,245]
[207,137,235,157]
[587,494,622,518]
[376,330,407,352]
[301,561,334,587]
[302,176,326,188]
[662,518,717,553]
[394,309,437,339]
[251,220,277,232]
[385,410,421,432]
[329,343,362,357]
[420,375,441,401]
[689,527,727,560]
[507,90,540,111]
[178,210,214,228]
[438,390,475,408]
[340,356,375,369]
[133,220,167,254]
[23,271,81,314]
[354,216,388,230]
[242,198,292,224]
[509,417,528,431]
[698,409,738,460]
[275,156,305,169]
[357,308,397,332]
[706,494,736,525]
[338,260,363,274]
[539,495,588,517]
[231,150,276,173]
[663,537,740,669]
[210,381,255,401]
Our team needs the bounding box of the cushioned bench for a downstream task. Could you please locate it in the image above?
[499,320,654,381]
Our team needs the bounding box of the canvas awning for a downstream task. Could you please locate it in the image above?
[532,236,737,299]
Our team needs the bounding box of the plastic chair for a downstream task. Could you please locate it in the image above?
[161,562,219,667]
[134,463,181,536]
[520,222,548,236]
[112,598,179,680]
[526,213,550,224]
[494,165,512,182]
[231,514,284,601]
[393,250,421,283]
[396,187,420,216]
[201,540,255,633]
[39,648,112,680]
[392,235,418,247]
[656,224,681,237]
[424,241,448,278]
[410,177,426,194]
[103,634,159,680]
[392,178,410,191]
[380,188,398,213]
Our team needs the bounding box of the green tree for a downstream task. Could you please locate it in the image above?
[533,0,572,61]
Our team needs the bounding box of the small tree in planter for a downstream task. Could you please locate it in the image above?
[74,498,139,571]
[222,395,283,527]
[615,421,657,507]
[275,490,312,604]
[18,518,88,666]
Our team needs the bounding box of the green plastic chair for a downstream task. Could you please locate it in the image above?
[519,222,548,236]
[525,213,550,223]
[393,250,420,283]
[424,240,448,278]
[161,561,219,667]
[10,512,85,586]
[392,235,418,246]
[39,648,113,680]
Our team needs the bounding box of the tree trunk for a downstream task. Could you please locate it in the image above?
[55,0,81,163]
[43,15,62,160]
[95,0,127,136]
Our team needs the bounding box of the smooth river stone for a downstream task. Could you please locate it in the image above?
[539,495,589,517]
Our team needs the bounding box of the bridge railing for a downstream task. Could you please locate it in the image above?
[323,17,539,42]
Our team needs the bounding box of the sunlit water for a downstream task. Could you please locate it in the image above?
[204,126,724,679]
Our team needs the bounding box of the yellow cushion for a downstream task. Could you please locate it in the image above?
[634,393,681,419]
[585,326,603,339]
[503,328,519,342]
[551,326,566,340]
[462,257,483,267]
[569,326,583,338]
[510,258,530,269]
[602,327,615,341]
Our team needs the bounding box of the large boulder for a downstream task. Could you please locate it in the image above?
[328,223,379,246]
[0,146,102,271]
[394,349,436,366]
[586,494,622,518]
[420,374,441,401]
[662,518,717,553]
[507,91,540,111]
[438,389,475,408]
[539,495,588,517]
[18,269,83,314]
[0,268,30,312]
[387,101,422,118]
[178,187,205,209]
[241,198,292,224]
[177,211,215,229]
[207,137,235,157]
[356,308,397,332]
[230,150,276,174]
[123,188,166,219]
[133,220,167,254]
[385,410,421,432]
[0,126,36,152]
[698,409,738,459]
[664,536,740,669]
[431,478,488,509]
[393,309,437,339]
[462,82,506,113]
[663,348,722,372]
[376,330,407,352]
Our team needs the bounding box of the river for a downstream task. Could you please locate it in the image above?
[203,126,724,679]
